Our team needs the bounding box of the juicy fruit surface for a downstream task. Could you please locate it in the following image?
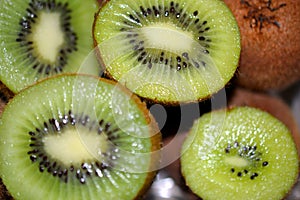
[0,75,161,200]
[181,107,299,200]
[93,0,240,103]
[0,0,100,93]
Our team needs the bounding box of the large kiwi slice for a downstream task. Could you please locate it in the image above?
[93,0,241,104]
[0,74,161,199]
[0,0,100,93]
[181,106,299,200]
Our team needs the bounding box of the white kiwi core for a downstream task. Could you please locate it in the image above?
[224,156,249,168]
[32,12,64,63]
[140,24,194,54]
[43,127,108,166]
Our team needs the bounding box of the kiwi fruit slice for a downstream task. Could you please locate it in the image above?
[0,74,161,200]
[181,106,299,200]
[223,0,300,91]
[93,0,241,104]
[0,0,101,93]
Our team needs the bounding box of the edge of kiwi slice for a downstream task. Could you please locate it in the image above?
[93,0,241,104]
[0,74,161,199]
[0,0,101,93]
[180,106,299,200]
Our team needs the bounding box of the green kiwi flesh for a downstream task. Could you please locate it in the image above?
[0,74,161,200]
[0,0,100,93]
[93,0,241,104]
[181,106,299,200]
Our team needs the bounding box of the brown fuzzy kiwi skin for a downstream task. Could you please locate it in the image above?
[0,179,12,200]
[0,73,162,200]
[97,0,109,6]
[228,87,300,161]
[223,0,300,91]
[0,81,14,121]
[0,81,14,106]
[0,99,7,116]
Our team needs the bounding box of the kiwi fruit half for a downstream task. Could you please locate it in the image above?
[93,0,241,104]
[0,74,161,200]
[0,0,101,93]
[181,106,299,200]
[223,0,300,91]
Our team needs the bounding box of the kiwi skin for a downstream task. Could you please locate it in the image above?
[0,81,13,117]
[0,98,6,116]
[0,179,12,200]
[228,87,300,161]
[0,74,162,200]
[0,82,14,105]
[223,0,300,91]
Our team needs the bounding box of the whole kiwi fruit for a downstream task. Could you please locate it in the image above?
[223,0,300,91]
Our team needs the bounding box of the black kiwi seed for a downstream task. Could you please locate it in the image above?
[198,36,205,41]
[26,110,120,184]
[250,173,259,180]
[262,161,269,167]
[16,0,77,75]
[120,1,212,71]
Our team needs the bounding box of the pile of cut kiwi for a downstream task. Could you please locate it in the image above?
[0,0,299,200]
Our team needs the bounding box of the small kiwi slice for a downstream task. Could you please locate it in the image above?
[0,0,100,93]
[181,106,299,200]
[93,0,241,104]
[223,0,300,91]
[0,74,161,200]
